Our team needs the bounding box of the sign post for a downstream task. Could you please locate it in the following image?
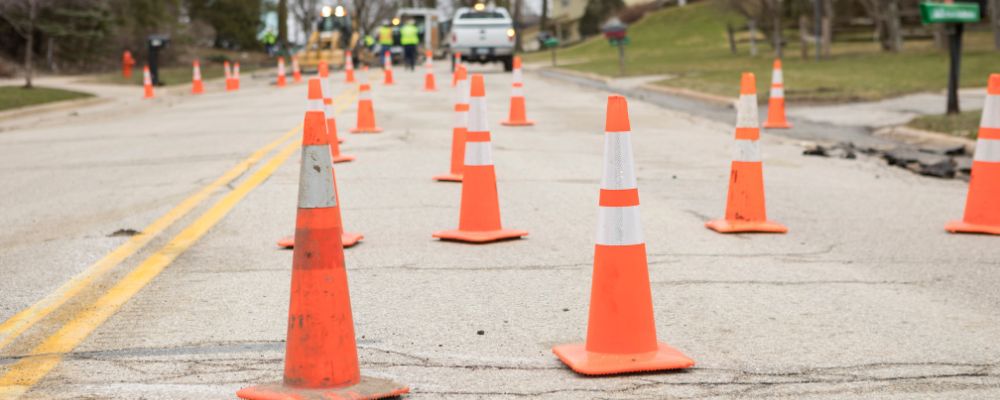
[920,2,980,114]
[602,18,629,77]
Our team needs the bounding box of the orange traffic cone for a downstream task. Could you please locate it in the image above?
[224,61,234,91]
[142,65,154,99]
[552,95,695,376]
[501,56,534,126]
[292,56,302,83]
[946,74,1000,235]
[706,73,787,233]
[276,56,287,87]
[451,52,462,87]
[191,60,204,94]
[239,77,408,400]
[232,62,241,90]
[383,51,394,85]
[434,65,469,182]
[345,51,356,83]
[763,59,791,129]
[277,78,362,249]
[433,74,528,243]
[351,69,382,134]
[423,50,437,92]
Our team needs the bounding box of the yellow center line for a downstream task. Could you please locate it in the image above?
[0,87,353,353]
[0,94,356,399]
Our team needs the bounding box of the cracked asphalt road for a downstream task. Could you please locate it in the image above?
[1,62,999,399]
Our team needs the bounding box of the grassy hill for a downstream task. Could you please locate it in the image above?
[528,0,999,103]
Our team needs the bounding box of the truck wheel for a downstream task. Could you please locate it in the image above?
[502,56,513,72]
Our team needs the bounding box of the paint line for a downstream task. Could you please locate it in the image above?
[0,139,301,399]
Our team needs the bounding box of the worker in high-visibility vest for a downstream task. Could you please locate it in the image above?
[400,19,420,71]
[378,21,394,67]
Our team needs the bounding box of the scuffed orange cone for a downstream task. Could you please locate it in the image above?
[763,59,791,129]
[224,61,234,91]
[434,65,469,182]
[501,56,534,126]
[946,74,1000,235]
[451,52,462,87]
[142,65,154,99]
[351,69,382,133]
[706,73,787,234]
[241,77,406,400]
[423,49,437,91]
[433,74,528,243]
[552,95,694,376]
[316,61,343,143]
[292,56,302,83]
[382,51,394,85]
[345,51,356,83]
[191,60,204,94]
[277,78,362,249]
[276,56,287,87]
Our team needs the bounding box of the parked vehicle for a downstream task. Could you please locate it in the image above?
[449,5,516,71]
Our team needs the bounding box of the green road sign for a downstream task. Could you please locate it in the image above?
[920,2,980,24]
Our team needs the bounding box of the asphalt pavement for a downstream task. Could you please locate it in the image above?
[1,61,999,399]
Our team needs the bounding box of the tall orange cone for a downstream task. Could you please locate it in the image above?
[762,59,791,129]
[316,61,344,144]
[344,51,356,83]
[351,68,382,133]
[277,78,362,249]
[233,62,241,90]
[706,73,787,233]
[276,56,287,87]
[451,52,462,87]
[946,74,1000,235]
[224,61,234,91]
[382,51,394,85]
[552,95,694,376]
[239,77,408,400]
[434,65,468,182]
[423,49,437,91]
[501,56,534,126]
[292,56,302,83]
[142,65,154,99]
[191,60,204,94]
[433,74,528,243]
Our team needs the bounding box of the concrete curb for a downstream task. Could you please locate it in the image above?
[636,82,733,107]
[534,66,734,107]
[0,96,108,122]
[874,125,976,154]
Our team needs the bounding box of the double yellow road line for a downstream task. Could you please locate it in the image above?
[0,88,357,399]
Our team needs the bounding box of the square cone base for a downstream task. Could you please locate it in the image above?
[763,121,792,129]
[501,120,534,126]
[277,232,364,249]
[945,221,1000,235]
[350,127,383,134]
[705,219,788,234]
[433,229,528,243]
[237,376,409,400]
[552,342,695,376]
[333,154,356,163]
[432,173,463,182]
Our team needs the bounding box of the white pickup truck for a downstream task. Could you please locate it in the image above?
[449,6,516,71]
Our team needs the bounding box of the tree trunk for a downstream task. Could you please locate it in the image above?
[821,0,833,57]
[799,14,810,60]
[773,0,783,58]
[886,0,902,52]
[991,0,1000,51]
[540,0,548,32]
[24,0,36,89]
[513,0,523,52]
[278,0,288,49]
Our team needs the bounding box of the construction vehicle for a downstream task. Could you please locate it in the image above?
[297,5,359,70]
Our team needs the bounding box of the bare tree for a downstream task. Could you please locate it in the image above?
[352,0,397,36]
[0,0,46,88]
[290,0,321,42]
[857,0,902,52]
[991,0,1000,51]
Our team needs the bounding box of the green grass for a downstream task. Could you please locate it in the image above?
[527,0,1000,102]
[91,63,260,87]
[0,86,93,112]
[907,110,981,139]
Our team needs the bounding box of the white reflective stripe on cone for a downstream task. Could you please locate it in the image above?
[193,68,201,80]
[323,103,335,118]
[601,132,637,190]
[596,206,644,246]
[974,139,1000,162]
[320,80,331,99]
[454,80,470,105]
[773,69,783,84]
[735,94,759,128]
[297,144,337,208]
[981,95,1000,129]
[359,89,371,100]
[453,109,468,128]
[467,97,489,132]
[464,141,493,166]
[513,69,523,84]
[511,85,524,97]
[770,86,784,98]
[307,99,325,111]
[734,139,761,162]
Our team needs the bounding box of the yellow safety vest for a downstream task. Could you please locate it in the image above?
[400,24,419,45]
[379,27,393,45]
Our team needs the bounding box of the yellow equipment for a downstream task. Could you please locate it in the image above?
[297,5,359,70]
